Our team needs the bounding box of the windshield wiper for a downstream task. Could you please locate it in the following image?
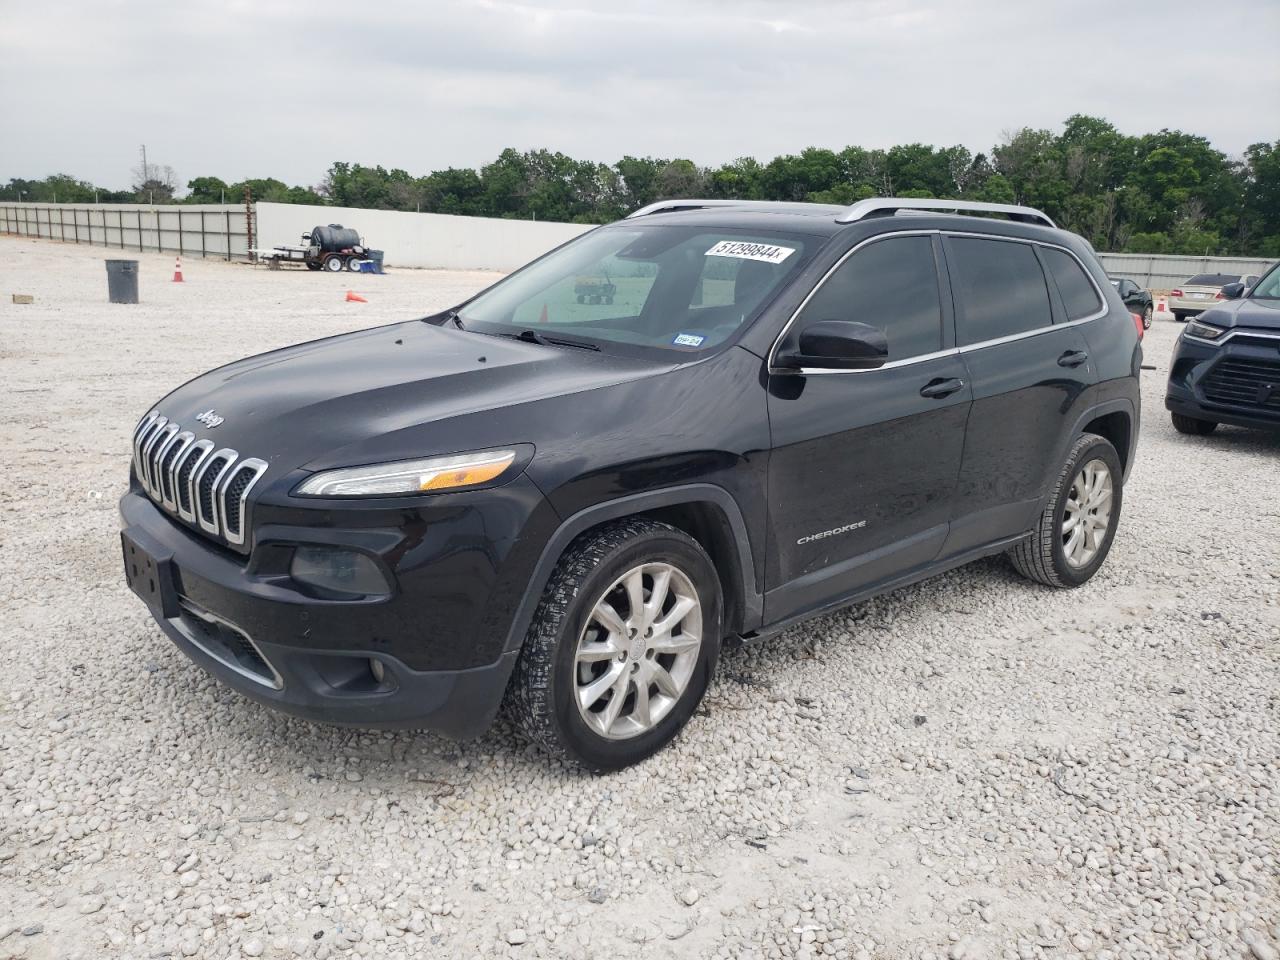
[506,329,601,351]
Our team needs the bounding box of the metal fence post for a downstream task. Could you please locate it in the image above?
[200,210,206,259]
[225,210,231,261]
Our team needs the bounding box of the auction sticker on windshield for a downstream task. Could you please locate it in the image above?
[705,240,795,265]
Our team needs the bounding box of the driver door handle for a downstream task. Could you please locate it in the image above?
[1058,350,1089,368]
[920,377,965,399]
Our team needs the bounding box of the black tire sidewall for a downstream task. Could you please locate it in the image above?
[1048,437,1124,587]
[548,532,721,771]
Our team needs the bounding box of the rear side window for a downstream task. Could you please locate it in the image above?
[794,235,942,360]
[946,237,1052,346]
[1042,248,1102,321]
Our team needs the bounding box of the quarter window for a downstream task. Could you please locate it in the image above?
[1042,248,1102,321]
[793,236,943,361]
[946,237,1052,346]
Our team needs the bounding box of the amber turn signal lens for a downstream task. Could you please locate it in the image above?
[419,457,513,491]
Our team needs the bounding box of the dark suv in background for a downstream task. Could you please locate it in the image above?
[1166,262,1280,436]
[121,197,1141,770]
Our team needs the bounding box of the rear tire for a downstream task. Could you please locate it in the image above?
[345,256,361,272]
[1009,433,1123,589]
[506,519,722,771]
[306,262,322,271]
[1171,412,1218,436]
[1173,310,1188,322]
[323,254,344,272]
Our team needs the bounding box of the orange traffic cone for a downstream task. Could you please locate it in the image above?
[172,256,183,283]
[537,303,548,324]
[346,290,367,303]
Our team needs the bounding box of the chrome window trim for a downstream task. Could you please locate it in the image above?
[220,458,268,546]
[194,448,238,535]
[171,598,284,690]
[768,229,1110,376]
[178,440,214,522]
[767,230,937,374]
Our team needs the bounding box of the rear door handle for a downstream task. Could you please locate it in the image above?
[1058,350,1089,368]
[920,377,965,399]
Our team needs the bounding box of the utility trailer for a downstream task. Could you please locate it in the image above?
[252,224,371,272]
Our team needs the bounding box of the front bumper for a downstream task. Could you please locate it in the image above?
[1164,333,1280,432]
[119,484,549,736]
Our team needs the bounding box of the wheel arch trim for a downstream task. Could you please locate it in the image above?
[501,484,762,655]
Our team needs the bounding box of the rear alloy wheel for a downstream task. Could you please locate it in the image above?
[1142,304,1153,329]
[1009,433,1123,588]
[507,519,721,771]
[1171,413,1218,436]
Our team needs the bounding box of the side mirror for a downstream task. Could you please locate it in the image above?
[1220,282,1245,300]
[777,320,888,371]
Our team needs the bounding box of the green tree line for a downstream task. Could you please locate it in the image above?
[4,116,1278,256]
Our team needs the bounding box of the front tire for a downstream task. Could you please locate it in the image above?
[1142,304,1152,329]
[1009,433,1123,588]
[507,519,722,771]
[1171,412,1218,436]
[323,254,344,272]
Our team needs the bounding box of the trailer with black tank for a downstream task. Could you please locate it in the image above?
[252,225,372,272]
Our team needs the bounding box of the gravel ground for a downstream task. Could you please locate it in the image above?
[1,236,1277,960]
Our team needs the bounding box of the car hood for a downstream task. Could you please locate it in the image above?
[151,321,666,473]
[1195,297,1280,332]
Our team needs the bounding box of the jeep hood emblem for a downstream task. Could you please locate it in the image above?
[195,409,224,429]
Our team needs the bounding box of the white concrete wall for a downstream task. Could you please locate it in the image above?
[1096,252,1276,289]
[254,202,595,271]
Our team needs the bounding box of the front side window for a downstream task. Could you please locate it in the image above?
[946,237,1052,345]
[791,235,943,361]
[1248,265,1280,299]
[459,225,813,356]
[1042,248,1102,321]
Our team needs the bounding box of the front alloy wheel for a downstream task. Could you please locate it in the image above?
[573,562,702,740]
[508,519,721,770]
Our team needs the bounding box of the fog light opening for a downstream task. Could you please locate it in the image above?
[369,658,386,685]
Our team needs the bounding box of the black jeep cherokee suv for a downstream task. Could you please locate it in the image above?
[1165,262,1280,436]
[120,197,1141,770]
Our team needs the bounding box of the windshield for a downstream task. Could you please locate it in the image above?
[1185,274,1239,286]
[458,224,814,356]
[1248,264,1280,299]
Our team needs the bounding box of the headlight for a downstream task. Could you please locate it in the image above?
[1184,319,1226,341]
[294,448,517,497]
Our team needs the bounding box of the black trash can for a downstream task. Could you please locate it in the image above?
[105,259,139,304]
[368,250,385,275]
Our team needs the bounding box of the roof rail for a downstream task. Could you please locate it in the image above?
[626,199,837,219]
[837,197,1056,228]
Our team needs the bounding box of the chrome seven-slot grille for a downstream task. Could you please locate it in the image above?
[132,411,268,546]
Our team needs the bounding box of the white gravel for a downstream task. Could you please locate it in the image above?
[1,236,1278,960]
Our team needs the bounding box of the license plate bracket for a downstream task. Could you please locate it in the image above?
[121,529,179,618]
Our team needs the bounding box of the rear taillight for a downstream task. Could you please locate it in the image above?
[1214,291,1224,299]
[1132,312,1144,340]
[1171,288,1184,298]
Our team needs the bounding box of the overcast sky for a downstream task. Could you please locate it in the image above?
[2,0,1276,191]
